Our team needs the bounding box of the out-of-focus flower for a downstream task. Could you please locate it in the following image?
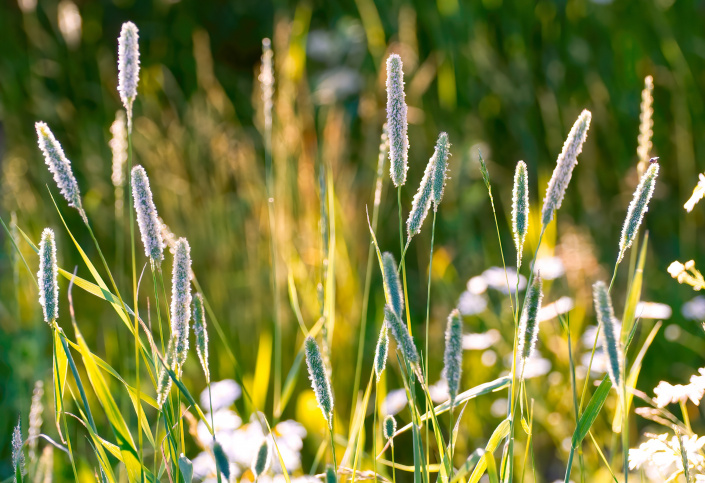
[466,276,487,294]
[506,353,551,379]
[200,379,241,412]
[462,329,500,350]
[58,1,81,49]
[537,296,574,323]
[457,291,488,316]
[653,381,705,408]
[580,348,608,376]
[381,388,408,416]
[683,296,705,321]
[533,257,565,280]
[428,379,449,404]
[481,267,526,294]
[685,173,705,212]
[636,301,672,320]
[629,433,705,480]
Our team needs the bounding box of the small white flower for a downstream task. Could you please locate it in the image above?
[682,296,705,321]
[653,381,705,408]
[481,267,526,294]
[381,388,408,416]
[462,329,500,350]
[533,256,565,280]
[457,291,487,316]
[200,379,241,412]
[466,275,487,294]
[635,301,672,320]
[668,261,685,278]
[537,296,574,323]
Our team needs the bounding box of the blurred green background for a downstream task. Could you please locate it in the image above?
[2,0,705,481]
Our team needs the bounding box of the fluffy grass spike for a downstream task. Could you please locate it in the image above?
[192,293,210,382]
[305,336,334,426]
[512,160,529,270]
[110,110,128,189]
[383,415,397,440]
[38,228,59,325]
[517,272,543,362]
[259,38,274,133]
[406,149,434,240]
[386,54,409,187]
[636,76,654,177]
[431,132,451,209]
[12,416,24,480]
[156,338,176,407]
[374,323,389,382]
[593,281,623,389]
[131,165,165,265]
[384,304,420,368]
[28,380,44,462]
[171,238,192,371]
[251,439,271,479]
[443,309,463,405]
[35,122,85,221]
[381,252,404,319]
[541,109,591,226]
[117,21,140,128]
[618,162,659,264]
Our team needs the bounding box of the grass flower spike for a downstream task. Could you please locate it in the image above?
[110,110,128,189]
[35,122,85,221]
[618,162,659,263]
[38,228,59,324]
[374,323,389,382]
[192,293,210,382]
[517,272,543,362]
[430,132,451,209]
[443,309,463,405]
[382,252,404,319]
[386,54,409,187]
[251,439,271,479]
[171,238,192,370]
[12,416,24,481]
[406,153,433,240]
[131,166,165,265]
[28,380,44,462]
[512,161,529,270]
[156,339,176,407]
[384,304,420,368]
[259,38,274,132]
[541,110,591,226]
[383,415,397,440]
[117,21,140,126]
[305,336,334,425]
[593,281,623,389]
[636,76,654,177]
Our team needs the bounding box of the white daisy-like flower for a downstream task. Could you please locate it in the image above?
[200,379,241,411]
[653,381,705,408]
[462,329,500,350]
[381,388,408,416]
[466,275,488,294]
[636,301,672,320]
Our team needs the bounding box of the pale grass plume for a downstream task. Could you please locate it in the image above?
[512,160,529,270]
[131,166,165,265]
[156,338,176,407]
[517,272,543,362]
[117,21,140,126]
[38,228,59,324]
[57,0,81,49]
[36,446,53,483]
[618,162,659,263]
[28,380,44,462]
[382,252,404,319]
[541,109,591,226]
[171,238,192,370]
[305,336,334,425]
[374,322,389,382]
[386,53,409,187]
[192,293,210,382]
[636,75,654,177]
[685,173,705,213]
[110,110,128,189]
[259,38,274,132]
[374,125,389,208]
[593,280,623,389]
[12,416,24,481]
[406,151,433,239]
[442,309,463,405]
[35,122,85,221]
[430,132,451,209]
[384,304,420,369]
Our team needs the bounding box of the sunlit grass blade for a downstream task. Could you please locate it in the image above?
[465,419,510,483]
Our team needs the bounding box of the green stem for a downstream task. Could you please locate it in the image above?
[54,326,80,482]
[391,442,397,483]
[424,209,437,483]
[329,423,338,473]
[398,187,412,333]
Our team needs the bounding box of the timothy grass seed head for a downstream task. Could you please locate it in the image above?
[304,336,334,425]
[117,21,140,122]
[637,76,654,177]
[618,162,659,264]
[386,54,409,187]
[35,122,85,220]
[156,338,176,407]
[12,416,24,478]
[192,293,210,382]
[131,166,165,265]
[38,228,59,324]
[374,322,389,382]
[259,38,274,132]
[384,304,420,369]
[430,132,451,209]
[406,152,434,240]
[517,272,543,362]
[110,110,128,189]
[382,252,404,320]
[383,415,397,441]
[512,161,529,270]
[593,281,623,389]
[251,438,271,479]
[171,238,192,369]
[443,309,463,405]
[541,110,591,226]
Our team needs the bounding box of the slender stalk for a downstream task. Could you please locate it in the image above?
[622,382,628,483]
[373,390,378,483]
[398,187,412,333]
[54,326,79,482]
[329,423,338,473]
[208,382,222,483]
[423,210,438,483]
[391,442,397,483]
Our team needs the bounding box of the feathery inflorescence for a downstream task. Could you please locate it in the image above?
[381,252,404,320]
[383,415,397,441]
[171,238,192,370]
[131,166,165,265]
[406,155,433,240]
[38,228,59,324]
[12,416,24,481]
[192,293,210,383]
[374,126,389,208]
[637,76,654,178]
[512,161,529,270]
[117,21,140,124]
[593,281,623,389]
[110,110,128,189]
[517,272,543,362]
[28,380,44,462]
[304,336,334,425]
[618,162,659,264]
[35,122,85,220]
[374,323,389,382]
[259,38,274,133]
[384,304,420,369]
[430,132,451,210]
[156,338,176,407]
[541,110,591,226]
[386,54,409,187]
[251,439,271,479]
[443,309,463,406]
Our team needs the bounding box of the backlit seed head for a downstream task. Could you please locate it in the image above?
[251,439,271,479]
[443,309,463,405]
[171,238,192,370]
[383,415,397,440]
[384,304,420,369]
[430,132,451,209]
[38,228,59,324]
[156,338,176,407]
[110,110,128,188]
[35,122,85,220]
[618,162,659,264]
[637,76,654,178]
[541,110,591,226]
[512,161,529,270]
[407,153,434,240]
[12,416,24,480]
[386,54,409,187]
[374,126,389,208]
[117,22,140,119]
[304,336,334,425]
[192,293,210,383]
[28,380,44,462]
[517,272,543,362]
[132,166,165,265]
[381,252,404,320]
[374,323,389,382]
[593,281,623,389]
[259,38,274,132]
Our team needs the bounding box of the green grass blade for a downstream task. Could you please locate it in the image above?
[464,419,510,483]
[572,376,611,449]
[621,232,648,342]
[53,329,69,442]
